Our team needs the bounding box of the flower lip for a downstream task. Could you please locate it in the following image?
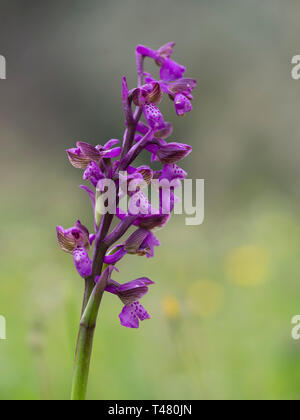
[160,164,187,182]
[73,247,92,278]
[143,103,165,130]
[174,93,193,116]
[119,302,151,328]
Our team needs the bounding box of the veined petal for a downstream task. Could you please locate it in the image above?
[106,277,154,306]
[56,226,75,253]
[167,78,197,95]
[156,142,192,164]
[141,231,160,258]
[124,229,151,254]
[77,142,100,161]
[67,148,90,169]
[135,213,170,230]
[56,221,90,253]
[137,166,153,184]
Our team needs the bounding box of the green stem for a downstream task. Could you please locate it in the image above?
[71,318,96,400]
[71,269,109,400]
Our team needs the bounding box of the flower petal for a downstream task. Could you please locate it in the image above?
[124,229,151,254]
[167,78,197,95]
[56,226,75,253]
[160,59,186,81]
[72,247,92,278]
[119,304,140,328]
[156,142,192,164]
[67,148,90,169]
[174,94,193,116]
[119,301,151,328]
[160,164,187,181]
[143,103,165,131]
[103,139,120,150]
[77,142,100,161]
[101,147,122,158]
[104,247,127,264]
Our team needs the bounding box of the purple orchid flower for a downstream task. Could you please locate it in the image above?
[67,140,121,171]
[56,220,92,278]
[57,42,197,399]
[132,82,162,106]
[105,277,154,328]
[143,66,197,116]
[136,43,186,81]
[59,43,195,330]
[104,228,160,265]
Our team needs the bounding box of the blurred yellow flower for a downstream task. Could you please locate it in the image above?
[226,245,270,287]
[162,296,181,319]
[186,279,224,318]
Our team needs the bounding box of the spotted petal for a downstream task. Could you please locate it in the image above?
[119,302,151,328]
[72,247,92,278]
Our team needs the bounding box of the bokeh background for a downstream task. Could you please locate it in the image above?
[1,0,300,400]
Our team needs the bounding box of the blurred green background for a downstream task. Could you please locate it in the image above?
[1,0,300,400]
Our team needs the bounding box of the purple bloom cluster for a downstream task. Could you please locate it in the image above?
[57,43,196,328]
